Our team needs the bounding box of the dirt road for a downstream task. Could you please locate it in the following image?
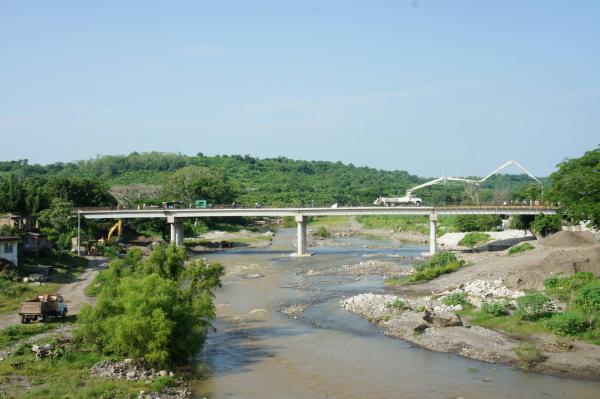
[0,257,107,329]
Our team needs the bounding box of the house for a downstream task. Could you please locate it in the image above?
[0,213,35,232]
[0,236,21,266]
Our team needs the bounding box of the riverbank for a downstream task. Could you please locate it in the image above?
[340,231,600,380]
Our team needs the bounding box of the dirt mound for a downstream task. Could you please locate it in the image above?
[537,231,598,248]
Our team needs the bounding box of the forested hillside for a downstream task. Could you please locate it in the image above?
[0,152,547,213]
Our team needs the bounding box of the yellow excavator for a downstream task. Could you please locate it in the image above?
[107,220,123,241]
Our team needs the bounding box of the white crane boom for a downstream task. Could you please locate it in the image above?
[406,177,478,195]
[402,160,544,203]
[478,160,542,185]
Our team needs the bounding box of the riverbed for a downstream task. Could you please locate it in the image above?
[193,229,600,399]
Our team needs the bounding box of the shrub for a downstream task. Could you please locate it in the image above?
[313,226,330,238]
[78,245,224,368]
[545,272,595,302]
[530,214,562,237]
[573,282,600,325]
[508,242,534,255]
[545,312,588,336]
[442,293,468,306]
[458,232,492,248]
[386,299,407,311]
[513,342,547,370]
[481,302,509,316]
[516,292,554,320]
[406,252,465,283]
[453,215,501,232]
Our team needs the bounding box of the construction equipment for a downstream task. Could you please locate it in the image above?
[107,219,123,241]
[19,294,67,323]
[373,195,423,207]
[395,160,544,206]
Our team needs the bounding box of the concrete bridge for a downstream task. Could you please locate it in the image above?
[79,206,557,256]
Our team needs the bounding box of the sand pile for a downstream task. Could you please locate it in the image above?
[538,231,598,248]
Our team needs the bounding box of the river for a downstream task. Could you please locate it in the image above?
[193,229,600,398]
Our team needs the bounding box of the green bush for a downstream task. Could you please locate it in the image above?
[442,293,469,306]
[544,272,595,302]
[152,375,176,391]
[458,232,492,248]
[573,282,600,325]
[513,342,547,370]
[545,312,588,336]
[453,215,501,232]
[313,226,330,238]
[385,299,407,311]
[508,242,534,255]
[516,292,554,320]
[78,245,224,368]
[481,302,509,316]
[530,214,562,237]
[407,252,465,283]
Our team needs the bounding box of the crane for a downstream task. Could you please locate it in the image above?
[401,160,544,205]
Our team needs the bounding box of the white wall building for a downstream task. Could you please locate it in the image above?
[0,237,20,266]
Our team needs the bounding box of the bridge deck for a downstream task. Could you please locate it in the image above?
[79,206,557,219]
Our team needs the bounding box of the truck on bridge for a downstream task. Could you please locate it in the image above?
[373,195,423,207]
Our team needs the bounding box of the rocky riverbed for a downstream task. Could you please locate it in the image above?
[340,232,600,380]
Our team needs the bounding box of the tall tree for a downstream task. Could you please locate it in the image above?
[162,166,233,205]
[550,146,600,229]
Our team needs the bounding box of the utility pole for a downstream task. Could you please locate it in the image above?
[77,209,81,256]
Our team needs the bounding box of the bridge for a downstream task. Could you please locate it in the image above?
[79,206,557,256]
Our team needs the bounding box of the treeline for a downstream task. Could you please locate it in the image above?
[0,152,548,209]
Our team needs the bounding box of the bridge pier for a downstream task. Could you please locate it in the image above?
[294,215,308,256]
[168,217,184,247]
[429,213,437,255]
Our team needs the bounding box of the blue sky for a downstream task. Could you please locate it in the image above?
[1,1,598,177]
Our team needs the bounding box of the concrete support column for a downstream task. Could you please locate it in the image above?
[429,213,437,255]
[168,216,184,247]
[296,214,307,256]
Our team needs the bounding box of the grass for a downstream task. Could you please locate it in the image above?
[0,346,154,398]
[0,324,58,349]
[508,242,535,256]
[385,252,466,285]
[513,342,547,371]
[385,299,407,311]
[0,278,60,314]
[356,215,430,234]
[458,232,492,248]
[458,308,548,337]
[308,216,350,227]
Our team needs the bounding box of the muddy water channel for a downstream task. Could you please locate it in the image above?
[193,230,600,399]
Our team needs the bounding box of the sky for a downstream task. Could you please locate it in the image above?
[0,1,598,177]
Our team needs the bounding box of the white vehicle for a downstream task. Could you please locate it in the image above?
[373,195,423,207]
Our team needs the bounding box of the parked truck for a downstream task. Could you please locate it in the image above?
[19,294,67,324]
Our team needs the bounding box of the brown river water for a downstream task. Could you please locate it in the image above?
[192,229,600,399]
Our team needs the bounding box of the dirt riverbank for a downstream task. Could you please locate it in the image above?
[341,231,600,380]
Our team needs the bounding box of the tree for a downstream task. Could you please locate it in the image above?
[37,199,76,249]
[530,214,562,237]
[46,177,114,207]
[453,215,501,232]
[162,166,234,205]
[78,245,224,367]
[550,146,600,229]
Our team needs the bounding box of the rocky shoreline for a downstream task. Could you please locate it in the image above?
[340,291,600,379]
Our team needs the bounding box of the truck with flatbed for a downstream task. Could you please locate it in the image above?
[19,294,67,324]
